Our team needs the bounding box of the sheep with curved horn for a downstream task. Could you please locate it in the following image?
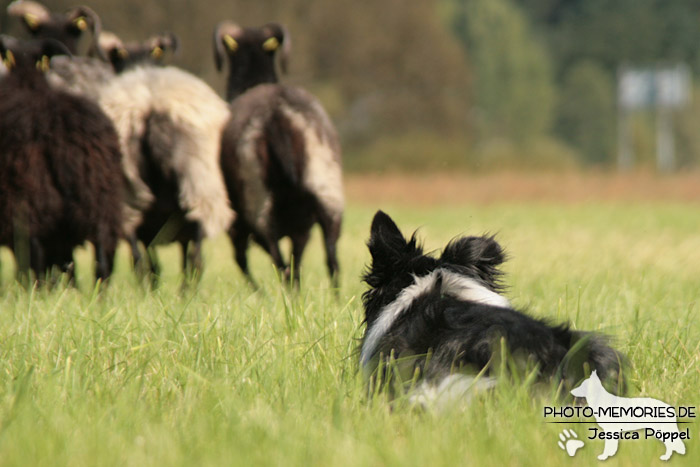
[214,21,291,101]
[47,30,180,99]
[214,21,343,288]
[102,31,179,73]
[7,1,105,60]
[10,3,232,287]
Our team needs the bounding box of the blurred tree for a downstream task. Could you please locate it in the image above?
[516,0,700,77]
[674,84,700,168]
[446,0,556,142]
[514,0,700,167]
[555,61,614,165]
[296,0,472,142]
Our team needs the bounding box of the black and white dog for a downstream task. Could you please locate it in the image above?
[361,211,625,406]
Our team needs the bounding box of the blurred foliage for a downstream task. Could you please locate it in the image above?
[514,0,700,168]
[3,0,700,171]
[515,0,700,77]
[675,84,700,168]
[445,0,555,143]
[346,131,473,173]
[555,60,614,165]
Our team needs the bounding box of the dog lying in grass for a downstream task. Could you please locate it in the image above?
[360,210,625,407]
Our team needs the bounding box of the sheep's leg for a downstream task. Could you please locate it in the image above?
[129,235,148,279]
[95,241,115,285]
[29,237,46,287]
[263,238,289,282]
[290,230,311,287]
[95,243,108,283]
[55,246,75,286]
[231,222,258,287]
[147,246,161,289]
[318,212,341,289]
[182,224,204,285]
[271,243,290,283]
[94,222,117,286]
[252,231,288,283]
[180,241,192,289]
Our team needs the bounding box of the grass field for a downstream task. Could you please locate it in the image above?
[0,173,698,466]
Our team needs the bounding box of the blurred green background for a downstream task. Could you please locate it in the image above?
[3,0,700,172]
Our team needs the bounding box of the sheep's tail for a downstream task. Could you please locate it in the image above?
[272,95,345,219]
[144,108,234,238]
[173,131,235,238]
[263,110,304,187]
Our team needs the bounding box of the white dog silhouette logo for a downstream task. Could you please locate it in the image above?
[571,370,687,461]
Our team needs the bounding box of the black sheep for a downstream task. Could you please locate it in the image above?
[8,2,231,288]
[214,22,344,287]
[0,36,123,285]
[7,1,105,59]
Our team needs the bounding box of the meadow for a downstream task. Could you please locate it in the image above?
[0,173,698,466]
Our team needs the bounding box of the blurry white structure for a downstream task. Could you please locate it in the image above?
[617,64,691,171]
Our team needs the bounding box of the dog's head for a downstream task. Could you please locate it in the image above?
[362,211,507,325]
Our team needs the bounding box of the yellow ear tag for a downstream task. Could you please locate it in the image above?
[36,55,50,72]
[223,35,238,52]
[24,14,40,30]
[262,36,279,52]
[151,46,163,59]
[74,17,88,31]
[3,50,16,70]
[117,48,129,59]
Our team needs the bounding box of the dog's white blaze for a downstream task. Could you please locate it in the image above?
[440,270,511,309]
[409,374,497,410]
[361,269,510,366]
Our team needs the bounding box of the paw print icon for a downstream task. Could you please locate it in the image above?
[558,429,584,457]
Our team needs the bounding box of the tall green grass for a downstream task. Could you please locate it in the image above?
[0,202,698,466]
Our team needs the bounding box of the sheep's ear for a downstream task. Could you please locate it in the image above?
[0,34,18,57]
[66,6,105,60]
[7,1,51,32]
[263,22,290,74]
[149,32,179,59]
[441,235,505,271]
[94,30,123,62]
[213,21,242,72]
[0,36,16,70]
[368,211,409,263]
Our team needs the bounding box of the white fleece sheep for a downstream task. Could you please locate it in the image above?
[98,65,234,238]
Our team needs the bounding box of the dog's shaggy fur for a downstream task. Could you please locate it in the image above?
[361,211,625,405]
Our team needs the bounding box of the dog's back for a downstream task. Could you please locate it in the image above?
[361,211,626,403]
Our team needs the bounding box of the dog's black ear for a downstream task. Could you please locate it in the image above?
[441,235,505,280]
[368,211,407,260]
[369,211,407,252]
[364,211,425,289]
